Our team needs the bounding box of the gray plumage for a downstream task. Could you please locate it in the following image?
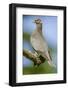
[30,19,52,66]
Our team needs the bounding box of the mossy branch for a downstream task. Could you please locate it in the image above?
[23,49,45,65]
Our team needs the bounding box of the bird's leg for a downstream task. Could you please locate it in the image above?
[34,51,38,56]
[34,52,45,64]
[34,52,40,58]
[33,52,42,66]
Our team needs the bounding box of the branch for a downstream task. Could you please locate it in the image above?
[23,49,43,65]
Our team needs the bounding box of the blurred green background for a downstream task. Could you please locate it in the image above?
[23,15,57,75]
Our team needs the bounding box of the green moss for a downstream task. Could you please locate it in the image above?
[23,61,57,75]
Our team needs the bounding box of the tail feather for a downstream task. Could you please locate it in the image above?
[48,60,56,68]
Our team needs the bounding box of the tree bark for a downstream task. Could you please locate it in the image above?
[23,49,42,65]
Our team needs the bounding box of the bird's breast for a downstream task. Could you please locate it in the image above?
[30,30,48,52]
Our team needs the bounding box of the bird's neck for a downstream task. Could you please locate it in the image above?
[36,24,42,33]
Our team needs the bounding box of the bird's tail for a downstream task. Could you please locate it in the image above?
[39,52,56,67]
[47,60,56,68]
[44,52,55,67]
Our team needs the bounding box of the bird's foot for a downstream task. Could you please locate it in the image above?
[33,52,45,66]
[33,59,42,66]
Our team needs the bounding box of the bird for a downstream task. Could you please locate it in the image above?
[30,19,53,66]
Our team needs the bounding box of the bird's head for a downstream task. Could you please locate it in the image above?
[33,19,42,31]
[33,19,42,24]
